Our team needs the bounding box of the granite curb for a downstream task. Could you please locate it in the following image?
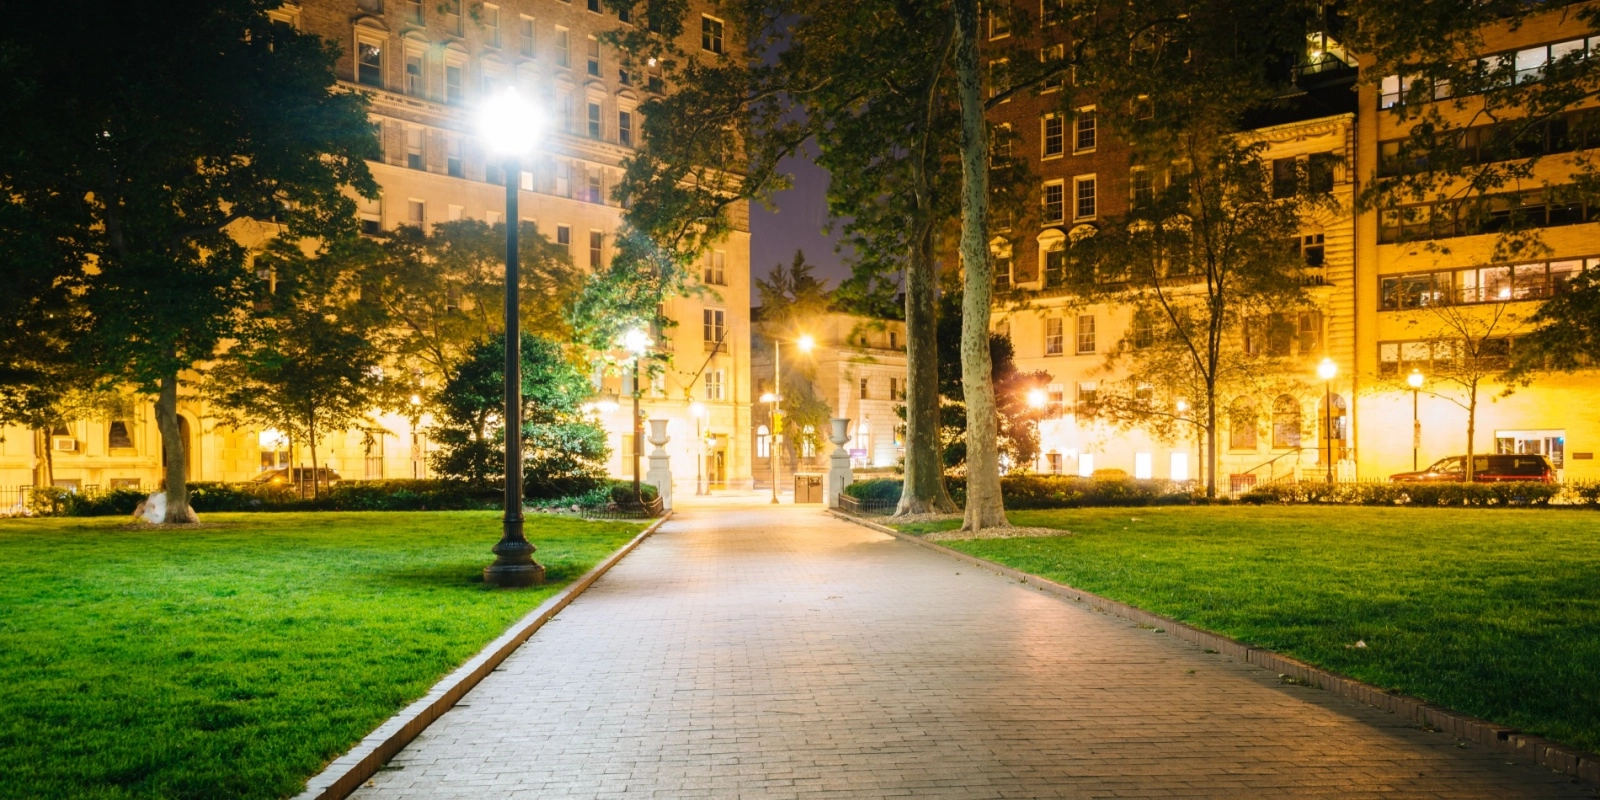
[830,509,1600,787]
[294,512,674,800]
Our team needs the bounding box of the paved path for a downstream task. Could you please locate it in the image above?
[351,498,1590,799]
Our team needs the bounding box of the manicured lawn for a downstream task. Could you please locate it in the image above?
[897,506,1600,754]
[0,512,643,800]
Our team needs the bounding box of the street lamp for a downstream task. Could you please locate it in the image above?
[766,332,815,504]
[1407,369,1425,471]
[690,401,707,495]
[1317,357,1338,484]
[479,87,543,589]
[621,328,652,504]
[760,391,780,503]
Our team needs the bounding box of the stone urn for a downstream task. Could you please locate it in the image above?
[825,417,854,508]
[645,418,673,510]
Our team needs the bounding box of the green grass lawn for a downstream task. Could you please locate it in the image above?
[898,506,1600,754]
[0,511,643,800]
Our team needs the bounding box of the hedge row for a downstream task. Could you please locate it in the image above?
[844,475,1600,510]
[26,478,658,517]
[842,475,1199,509]
[1238,480,1600,507]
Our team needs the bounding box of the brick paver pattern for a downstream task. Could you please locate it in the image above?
[351,498,1590,799]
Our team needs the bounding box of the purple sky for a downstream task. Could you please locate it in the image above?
[747,149,854,307]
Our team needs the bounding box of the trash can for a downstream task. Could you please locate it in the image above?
[793,473,823,504]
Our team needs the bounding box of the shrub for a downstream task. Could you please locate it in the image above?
[841,478,905,503]
[1241,480,1566,507]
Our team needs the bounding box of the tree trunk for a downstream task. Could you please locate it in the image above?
[153,372,193,523]
[309,410,321,500]
[953,0,1006,532]
[1205,399,1218,499]
[1465,383,1477,482]
[34,428,54,488]
[895,213,958,515]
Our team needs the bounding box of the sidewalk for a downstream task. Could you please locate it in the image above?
[350,500,1587,798]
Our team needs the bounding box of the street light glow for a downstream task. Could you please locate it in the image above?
[759,392,778,403]
[620,328,652,355]
[797,333,816,353]
[1407,369,1425,389]
[1317,357,1338,381]
[689,401,707,417]
[1176,399,1189,413]
[1026,388,1047,408]
[479,87,540,155]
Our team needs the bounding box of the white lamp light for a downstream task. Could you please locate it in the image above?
[479,87,540,156]
[797,333,816,353]
[689,401,707,417]
[759,392,778,403]
[1317,357,1338,381]
[1026,388,1047,408]
[1407,369,1424,389]
[620,328,652,355]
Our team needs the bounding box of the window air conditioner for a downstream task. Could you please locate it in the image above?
[53,437,78,452]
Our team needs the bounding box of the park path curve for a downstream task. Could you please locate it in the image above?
[350,496,1587,799]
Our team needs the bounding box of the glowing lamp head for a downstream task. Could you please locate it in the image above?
[1317,357,1338,381]
[1026,388,1048,409]
[619,328,652,355]
[1407,369,1425,389]
[479,87,540,156]
[796,333,816,353]
[1176,399,1189,413]
[759,392,778,403]
[597,399,621,413]
[689,401,707,418]
[409,393,423,406]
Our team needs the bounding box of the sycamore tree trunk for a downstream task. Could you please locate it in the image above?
[34,429,53,488]
[897,211,958,516]
[309,412,321,499]
[953,0,1007,532]
[153,372,194,523]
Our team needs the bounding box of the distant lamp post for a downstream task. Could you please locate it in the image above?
[766,333,815,504]
[1026,388,1048,472]
[1317,357,1338,483]
[690,401,708,495]
[1407,369,1425,471]
[760,391,780,503]
[479,87,543,589]
[621,328,652,504]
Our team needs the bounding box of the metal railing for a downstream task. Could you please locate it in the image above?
[563,493,666,520]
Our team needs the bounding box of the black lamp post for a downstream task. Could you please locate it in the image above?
[620,328,651,505]
[1408,369,1424,471]
[482,89,544,588]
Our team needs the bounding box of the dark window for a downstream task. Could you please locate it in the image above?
[109,421,134,450]
[1271,158,1297,199]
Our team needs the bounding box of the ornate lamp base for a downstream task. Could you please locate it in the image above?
[484,562,546,587]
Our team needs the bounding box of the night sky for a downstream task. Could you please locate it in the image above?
[747,148,854,307]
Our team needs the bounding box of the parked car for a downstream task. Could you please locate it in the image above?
[1389,454,1555,483]
[251,467,342,487]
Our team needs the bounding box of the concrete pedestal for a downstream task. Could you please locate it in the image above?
[646,419,673,511]
[825,417,854,508]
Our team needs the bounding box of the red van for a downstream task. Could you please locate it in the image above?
[1389,454,1555,483]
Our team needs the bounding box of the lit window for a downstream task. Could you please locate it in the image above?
[1078,453,1094,477]
[705,370,726,400]
[1134,452,1153,480]
[1076,314,1096,353]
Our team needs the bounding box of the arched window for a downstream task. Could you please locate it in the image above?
[1271,395,1302,448]
[1229,396,1259,450]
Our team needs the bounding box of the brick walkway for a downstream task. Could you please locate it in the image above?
[350,497,1590,799]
